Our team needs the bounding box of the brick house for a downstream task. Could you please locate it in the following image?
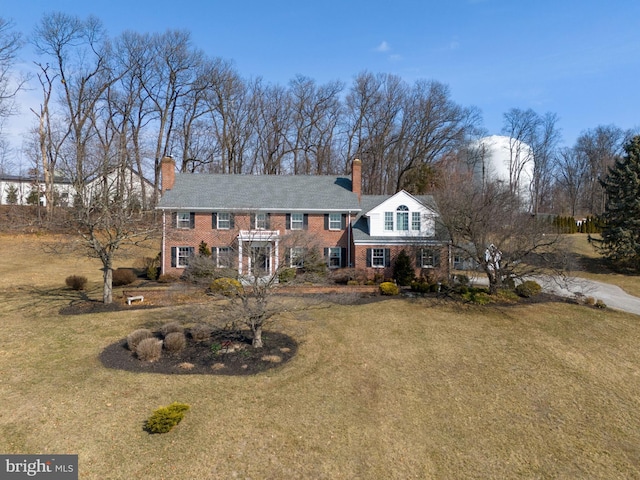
[157,156,450,281]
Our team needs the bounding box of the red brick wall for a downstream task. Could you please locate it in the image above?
[161,211,352,275]
[353,244,450,282]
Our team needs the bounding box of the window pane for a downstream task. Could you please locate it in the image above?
[218,212,230,229]
[255,213,267,229]
[177,246,192,267]
[412,212,421,231]
[329,213,341,230]
[372,248,385,267]
[290,247,304,267]
[177,212,190,228]
[397,212,408,230]
[291,213,304,230]
[421,249,435,268]
[328,247,341,268]
[384,212,393,230]
[217,247,232,268]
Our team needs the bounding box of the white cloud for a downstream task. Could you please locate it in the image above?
[374,41,391,53]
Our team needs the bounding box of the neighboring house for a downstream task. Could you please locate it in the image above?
[156,156,451,281]
[0,167,155,208]
[0,173,74,206]
[85,166,156,208]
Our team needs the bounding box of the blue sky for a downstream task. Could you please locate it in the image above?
[4,0,640,150]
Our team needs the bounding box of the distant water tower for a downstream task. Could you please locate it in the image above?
[466,135,534,210]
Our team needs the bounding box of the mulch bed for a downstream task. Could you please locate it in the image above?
[100,330,298,376]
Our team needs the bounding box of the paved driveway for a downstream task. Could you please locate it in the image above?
[471,274,640,316]
[535,275,640,316]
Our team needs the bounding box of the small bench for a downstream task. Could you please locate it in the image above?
[126,295,144,305]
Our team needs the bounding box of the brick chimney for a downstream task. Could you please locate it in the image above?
[351,158,362,200]
[160,156,175,194]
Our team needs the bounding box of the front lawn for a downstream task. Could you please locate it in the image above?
[1,234,640,479]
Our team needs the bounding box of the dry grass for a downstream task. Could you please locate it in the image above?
[568,234,640,297]
[1,233,640,478]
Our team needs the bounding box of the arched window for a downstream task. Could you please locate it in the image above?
[396,205,409,231]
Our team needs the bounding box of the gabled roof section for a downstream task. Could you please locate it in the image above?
[364,190,439,216]
[157,173,362,212]
[352,192,450,243]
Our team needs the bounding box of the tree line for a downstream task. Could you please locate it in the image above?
[0,13,637,218]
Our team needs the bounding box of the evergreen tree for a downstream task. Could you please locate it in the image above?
[594,135,640,270]
[5,185,18,204]
[393,250,415,286]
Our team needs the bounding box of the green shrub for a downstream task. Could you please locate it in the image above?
[190,324,211,342]
[379,282,400,296]
[145,402,190,434]
[164,332,186,353]
[160,322,184,337]
[595,299,607,309]
[127,329,153,351]
[112,268,137,286]
[393,250,415,286]
[454,274,470,286]
[462,290,492,305]
[209,277,243,296]
[198,240,211,257]
[410,281,430,294]
[346,279,359,286]
[65,275,88,291]
[136,337,163,361]
[515,280,542,298]
[278,268,296,283]
[142,255,160,281]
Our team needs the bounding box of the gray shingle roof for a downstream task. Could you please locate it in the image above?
[157,173,361,212]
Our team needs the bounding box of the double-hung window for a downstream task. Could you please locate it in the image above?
[420,249,438,268]
[412,212,421,231]
[371,248,386,267]
[384,212,394,231]
[216,247,232,268]
[171,246,194,268]
[255,213,267,230]
[290,247,305,268]
[328,213,342,230]
[176,212,191,229]
[217,212,231,229]
[290,213,304,230]
[328,247,341,268]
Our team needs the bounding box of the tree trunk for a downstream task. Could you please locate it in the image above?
[252,324,263,348]
[103,266,113,304]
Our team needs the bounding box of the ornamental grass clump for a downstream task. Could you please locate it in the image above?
[127,328,153,351]
[145,402,190,434]
[164,332,186,353]
[160,322,184,337]
[136,338,163,361]
[190,324,212,342]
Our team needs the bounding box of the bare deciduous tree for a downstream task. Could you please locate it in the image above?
[436,167,565,294]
